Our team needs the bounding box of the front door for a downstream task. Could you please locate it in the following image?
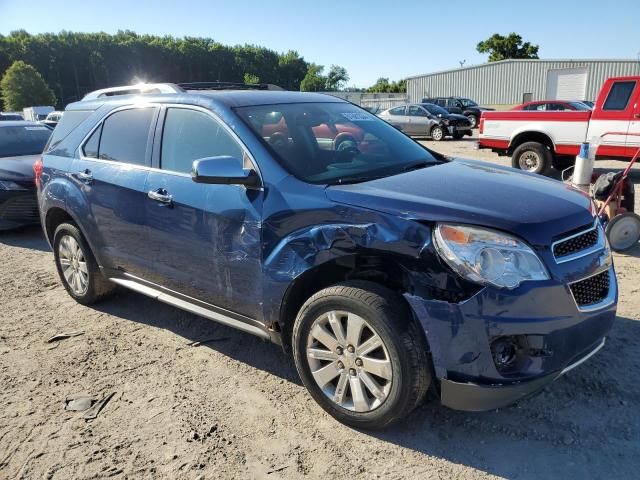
[141,106,263,319]
[72,106,158,276]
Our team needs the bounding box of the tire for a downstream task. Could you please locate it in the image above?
[53,222,116,305]
[430,125,445,141]
[605,212,640,252]
[292,281,431,429]
[466,114,477,129]
[511,141,552,175]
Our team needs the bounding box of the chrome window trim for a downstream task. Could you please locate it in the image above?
[77,103,159,169]
[568,266,616,312]
[157,103,263,183]
[552,220,605,264]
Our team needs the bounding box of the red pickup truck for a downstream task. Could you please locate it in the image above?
[478,76,640,174]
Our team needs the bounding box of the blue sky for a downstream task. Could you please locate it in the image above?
[1,0,639,87]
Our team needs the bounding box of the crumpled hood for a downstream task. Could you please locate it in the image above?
[326,159,593,246]
[0,154,39,182]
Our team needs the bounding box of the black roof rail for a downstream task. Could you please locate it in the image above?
[177,82,284,91]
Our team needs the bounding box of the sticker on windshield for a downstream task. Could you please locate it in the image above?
[341,112,373,122]
[25,127,49,131]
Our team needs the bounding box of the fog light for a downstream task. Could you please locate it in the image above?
[491,337,517,371]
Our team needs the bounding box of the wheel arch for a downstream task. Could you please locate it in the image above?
[277,253,428,353]
[509,130,556,154]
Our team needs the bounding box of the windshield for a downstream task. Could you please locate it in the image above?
[237,102,438,184]
[422,104,449,116]
[458,98,478,107]
[0,125,51,157]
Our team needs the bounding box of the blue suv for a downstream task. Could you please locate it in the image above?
[37,83,617,429]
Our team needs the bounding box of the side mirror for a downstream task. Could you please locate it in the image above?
[191,156,261,188]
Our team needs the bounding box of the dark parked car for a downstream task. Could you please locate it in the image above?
[0,121,51,230]
[0,112,24,121]
[421,96,495,128]
[38,83,616,429]
[511,100,592,111]
[378,103,472,140]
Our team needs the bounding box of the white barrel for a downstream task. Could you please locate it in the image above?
[571,143,593,192]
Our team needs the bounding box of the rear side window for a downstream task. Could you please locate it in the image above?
[89,108,156,165]
[161,108,243,174]
[45,110,92,151]
[603,81,636,111]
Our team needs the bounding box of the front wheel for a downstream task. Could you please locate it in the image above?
[430,125,445,141]
[511,141,552,175]
[292,281,430,429]
[466,114,477,129]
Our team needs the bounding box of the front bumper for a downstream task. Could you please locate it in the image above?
[0,189,39,230]
[440,338,605,411]
[404,251,617,411]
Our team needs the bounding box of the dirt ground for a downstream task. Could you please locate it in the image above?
[1,137,639,480]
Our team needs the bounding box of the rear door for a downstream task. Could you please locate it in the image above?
[72,106,158,276]
[141,105,264,318]
[383,106,409,131]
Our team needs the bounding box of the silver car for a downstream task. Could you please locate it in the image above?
[378,104,472,141]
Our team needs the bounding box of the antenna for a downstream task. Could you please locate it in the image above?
[459,60,466,68]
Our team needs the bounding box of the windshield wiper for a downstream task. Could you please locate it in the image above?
[398,161,433,173]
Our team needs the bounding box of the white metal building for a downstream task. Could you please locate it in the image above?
[407,59,640,108]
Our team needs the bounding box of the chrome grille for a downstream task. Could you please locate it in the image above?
[570,270,610,308]
[552,222,603,263]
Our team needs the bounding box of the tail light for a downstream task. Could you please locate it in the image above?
[33,158,43,188]
[479,118,485,134]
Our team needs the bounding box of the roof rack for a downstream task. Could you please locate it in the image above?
[177,82,284,91]
[82,83,184,101]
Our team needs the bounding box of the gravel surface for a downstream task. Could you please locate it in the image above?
[1,137,639,479]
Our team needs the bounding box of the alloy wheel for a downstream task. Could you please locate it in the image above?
[306,310,393,412]
[58,235,89,295]
[519,151,540,171]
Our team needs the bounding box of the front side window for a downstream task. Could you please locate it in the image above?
[237,102,438,185]
[407,106,428,117]
[95,108,156,165]
[459,98,478,108]
[0,125,51,157]
[161,108,244,174]
[603,81,636,111]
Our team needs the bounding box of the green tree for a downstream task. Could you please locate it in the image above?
[476,33,539,62]
[243,73,260,84]
[300,63,326,92]
[0,60,56,110]
[366,77,406,93]
[325,65,349,91]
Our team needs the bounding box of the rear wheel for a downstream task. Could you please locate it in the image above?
[292,281,430,429]
[511,141,552,175]
[430,125,445,141]
[53,223,115,305]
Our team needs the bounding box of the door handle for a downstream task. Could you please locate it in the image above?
[75,169,93,184]
[147,188,173,205]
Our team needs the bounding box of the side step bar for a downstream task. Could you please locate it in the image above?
[109,277,271,340]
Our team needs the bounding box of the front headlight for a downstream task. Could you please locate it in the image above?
[0,180,28,191]
[433,223,549,289]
